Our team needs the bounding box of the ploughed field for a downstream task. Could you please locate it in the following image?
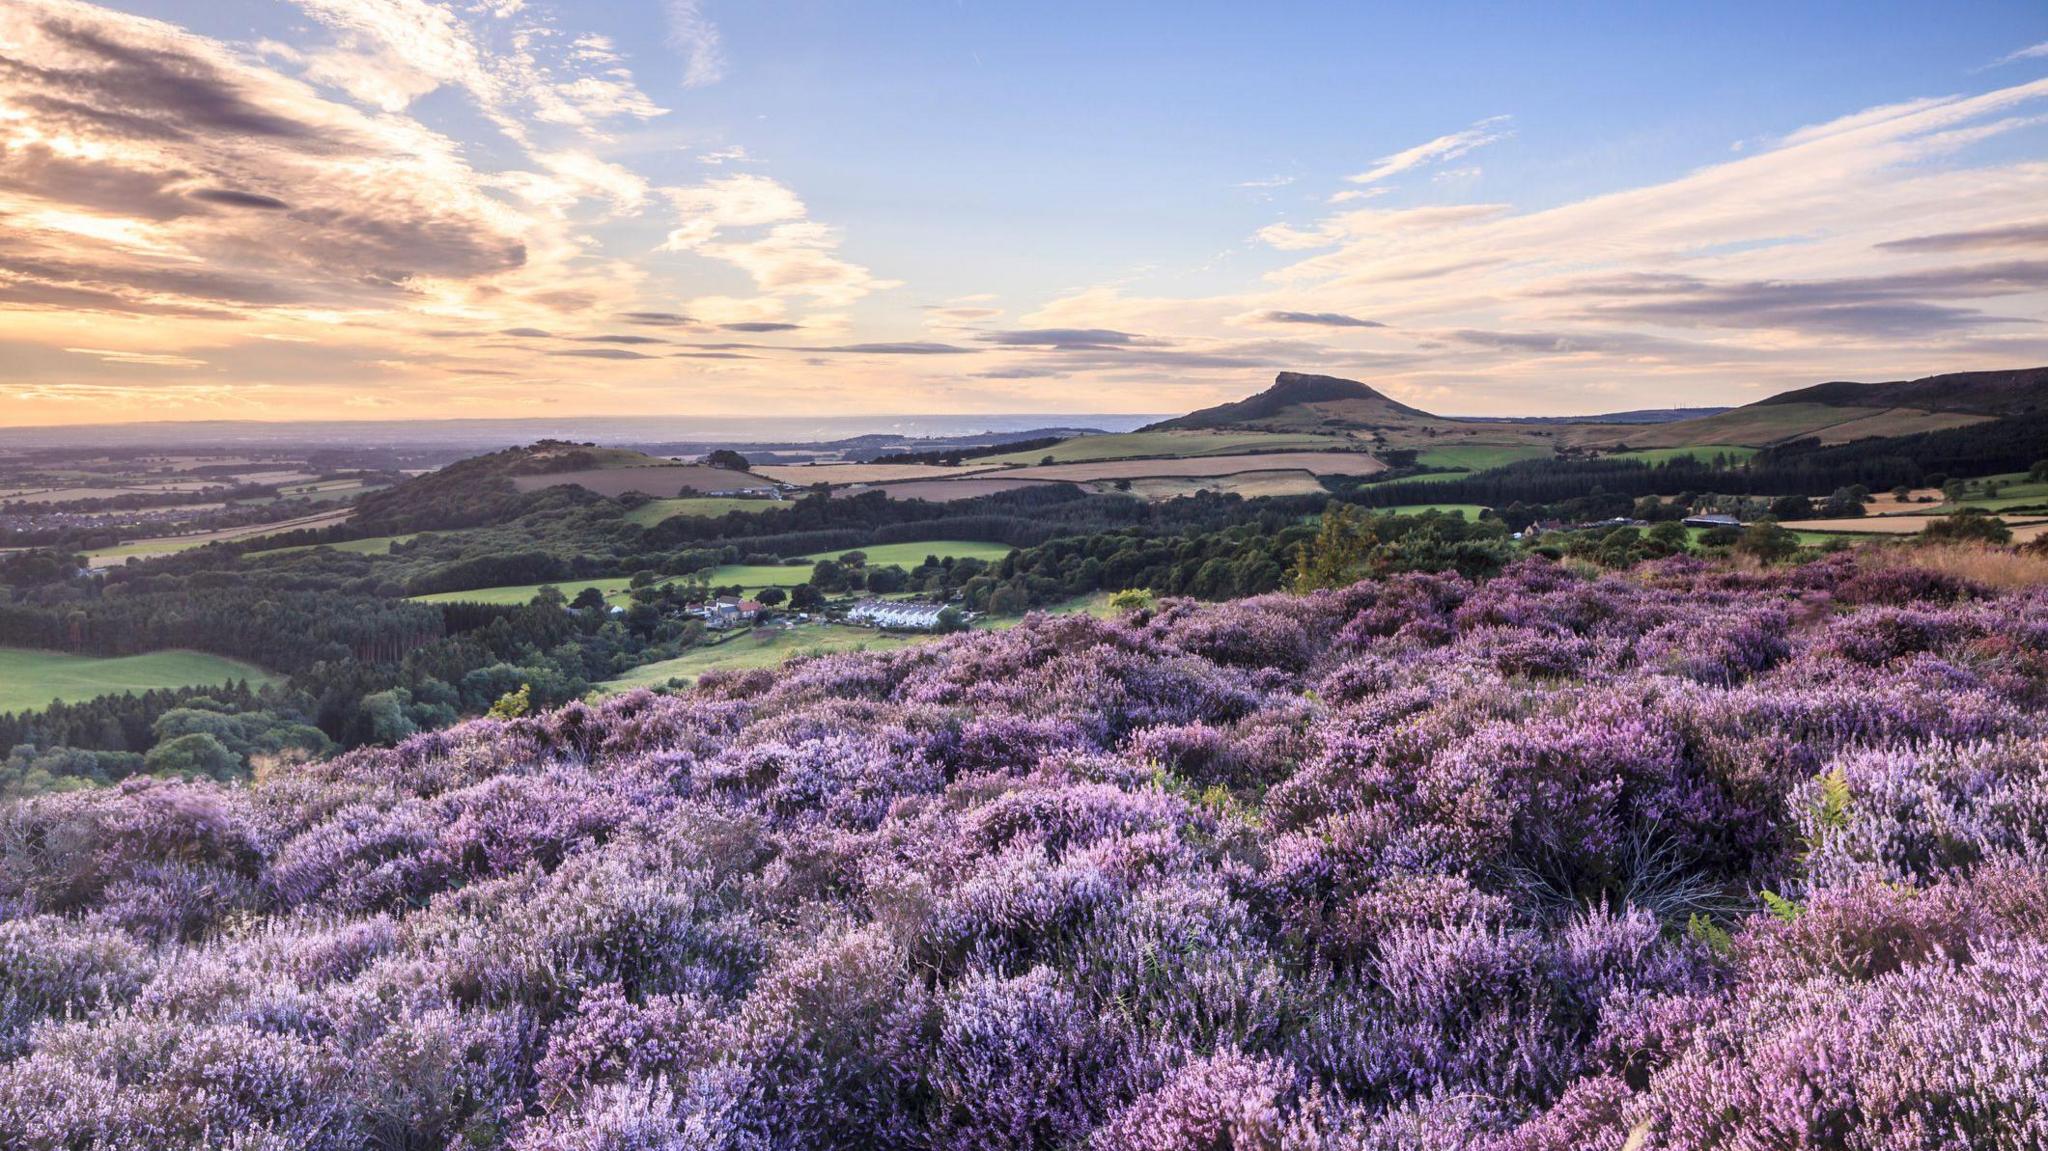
[7,553,2047,1147]
[1781,514,2048,541]
[749,462,998,485]
[1001,451,1386,482]
[745,429,1388,503]
[972,428,1364,464]
[858,476,1063,501]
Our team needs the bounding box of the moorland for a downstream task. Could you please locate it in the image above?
[2,366,2047,1147]
[4,366,2046,793]
[3,548,2046,1147]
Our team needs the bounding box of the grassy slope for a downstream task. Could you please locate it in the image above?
[1614,404,1993,449]
[1810,409,1990,442]
[87,538,218,563]
[1606,445,1759,465]
[1414,444,1553,471]
[248,534,417,558]
[0,648,280,713]
[832,541,1016,567]
[85,509,355,565]
[601,628,928,688]
[622,498,785,526]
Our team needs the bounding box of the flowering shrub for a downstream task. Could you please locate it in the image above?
[1,556,2045,1148]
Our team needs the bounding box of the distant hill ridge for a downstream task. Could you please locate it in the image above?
[1146,366,2048,445]
[1144,372,1433,431]
[1476,407,1730,426]
[1754,367,2048,416]
[1154,372,1725,431]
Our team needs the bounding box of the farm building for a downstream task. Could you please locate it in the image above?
[847,599,950,630]
[1682,513,1742,528]
[690,597,764,629]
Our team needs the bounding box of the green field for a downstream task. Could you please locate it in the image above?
[1607,444,1759,466]
[249,534,417,558]
[276,479,386,501]
[411,567,821,606]
[0,648,280,713]
[1379,503,1490,518]
[412,577,642,606]
[1355,471,1465,490]
[622,497,784,526]
[982,591,1119,626]
[825,540,1015,567]
[600,627,930,689]
[85,538,212,563]
[1413,444,1553,471]
[411,541,1018,606]
[599,590,1114,690]
[1946,495,2048,514]
[85,510,356,566]
[1940,478,2048,514]
[1679,526,1859,548]
[977,430,1357,466]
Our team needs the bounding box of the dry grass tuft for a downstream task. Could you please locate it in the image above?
[1888,543,2048,590]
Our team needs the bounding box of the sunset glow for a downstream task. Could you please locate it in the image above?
[2,1,2046,425]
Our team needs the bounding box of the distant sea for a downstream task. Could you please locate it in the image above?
[0,414,1168,450]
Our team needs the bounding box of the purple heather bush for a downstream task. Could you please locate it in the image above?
[2,556,2046,1148]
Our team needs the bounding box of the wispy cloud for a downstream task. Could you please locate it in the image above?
[660,175,897,306]
[666,0,727,88]
[6,3,2048,424]
[1346,116,1512,186]
[1876,222,2048,253]
[1258,310,1384,328]
[1027,77,2048,413]
[0,0,533,319]
[1992,41,2048,67]
[65,347,207,367]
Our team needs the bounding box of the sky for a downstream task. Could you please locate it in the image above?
[2,1,2047,426]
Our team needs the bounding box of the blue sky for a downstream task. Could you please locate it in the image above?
[2,1,2046,423]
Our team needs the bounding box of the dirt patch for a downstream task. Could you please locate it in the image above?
[1864,488,1944,513]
